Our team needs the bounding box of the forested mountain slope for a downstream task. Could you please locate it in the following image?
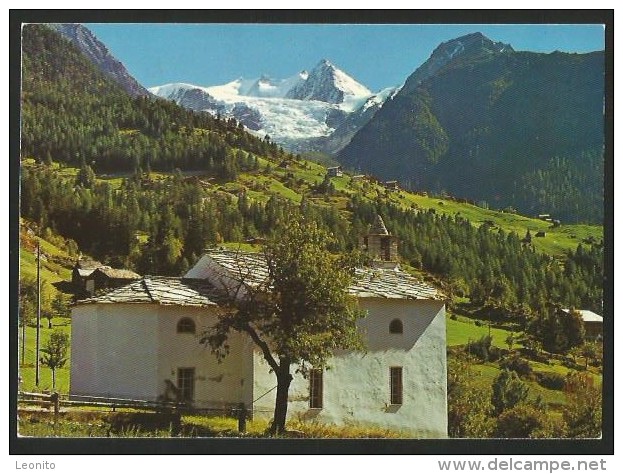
[339,33,604,223]
[21,24,289,174]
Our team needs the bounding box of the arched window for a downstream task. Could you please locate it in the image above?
[389,318,403,334]
[177,317,196,334]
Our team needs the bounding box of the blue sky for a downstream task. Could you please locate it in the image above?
[85,23,605,92]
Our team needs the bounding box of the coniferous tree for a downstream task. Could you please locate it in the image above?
[491,369,529,416]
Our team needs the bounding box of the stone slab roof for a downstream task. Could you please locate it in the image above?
[351,267,441,300]
[206,250,269,286]
[93,266,141,280]
[202,250,442,300]
[563,308,603,323]
[75,258,103,271]
[77,276,217,307]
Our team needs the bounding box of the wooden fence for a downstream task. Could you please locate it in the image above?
[17,391,251,432]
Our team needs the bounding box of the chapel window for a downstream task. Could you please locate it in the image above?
[389,318,403,334]
[390,367,403,405]
[177,317,196,334]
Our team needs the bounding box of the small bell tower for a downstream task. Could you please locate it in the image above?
[360,215,399,268]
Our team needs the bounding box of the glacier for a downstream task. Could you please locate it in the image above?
[149,60,398,153]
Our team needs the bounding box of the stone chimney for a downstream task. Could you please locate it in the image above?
[360,215,399,268]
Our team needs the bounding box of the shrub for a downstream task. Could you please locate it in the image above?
[536,372,566,391]
[448,357,495,438]
[465,335,492,362]
[495,404,564,438]
[563,372,602,438]
[488,345,502,362]
[500,356,533,377]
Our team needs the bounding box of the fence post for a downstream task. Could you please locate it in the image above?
[237,402,247,433]
[51,392,59,435]
[170,405,182,437]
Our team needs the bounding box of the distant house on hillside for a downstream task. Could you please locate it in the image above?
[86,267,141,295]
[383,180,399,191]
[70,216,448,437]
[245,236,267,245]
[326,166,343,177]
[562,309,603,341]
[71,257,103,289]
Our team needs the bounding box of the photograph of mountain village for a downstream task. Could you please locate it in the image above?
[16,18,608,447]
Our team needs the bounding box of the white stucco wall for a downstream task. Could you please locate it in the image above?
[155,305,254,409]
[70,303,159,400]
[70,303,255,408]
[251,298,448,438]
[70,288,447,436]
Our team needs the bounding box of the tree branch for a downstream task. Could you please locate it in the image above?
[241,321,280,374]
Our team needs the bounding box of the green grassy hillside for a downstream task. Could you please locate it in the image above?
[22,157,601,260]
[19,218,75,283]
[19,220,77,394]
[19,317,71,393]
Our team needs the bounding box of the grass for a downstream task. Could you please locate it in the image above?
[287,419,414,438]
[467,361,568,408]
[182,414,269,436]
[19,221,76,394]
[450,344,603,411]
[18,410,174,438]
[238,172,303,203]
[19,246,71,283]
[446,310,603,411]
[233,158,602,258]
[219,242,262,252]
[184,414,418,438]
[446,312,522,349]
[19,222,74,284]
[19,317,72,394]
[396,191,601,257]
[17,410,412,438]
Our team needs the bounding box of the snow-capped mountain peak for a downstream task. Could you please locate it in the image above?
[149,59,395,154]
[148,83,225,117]
[242,72,306,98]
[148,82,210,97]
[286,59,371,104]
